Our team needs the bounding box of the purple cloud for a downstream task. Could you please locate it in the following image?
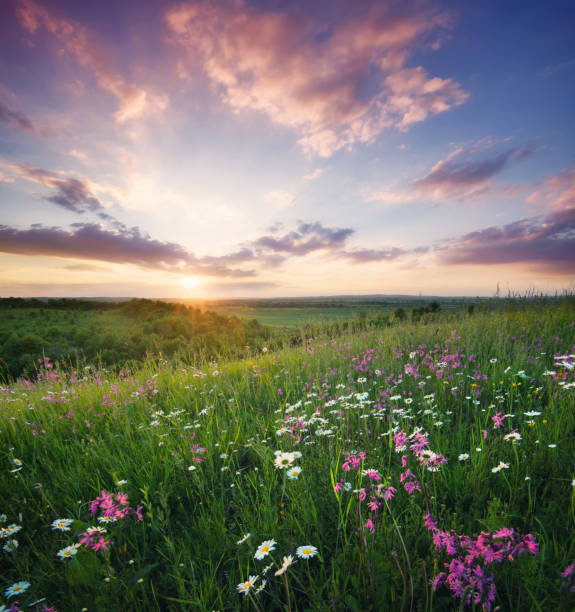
[0,223,254,277]
[342,247,407,262]
[0,99,39,135]
[252,221,354,255]
[438,206,575,273]
[412,145,536,202]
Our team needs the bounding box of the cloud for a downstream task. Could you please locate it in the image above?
[62,263,108,272]
[342,247,408,263]
[0,98,40,135]
[303,168,326,181]
[2,163,111,216]
[413,145,535,202]
[15,0,168,122]
[369,142,536,205]
[0,223,253,278]
[438,205,575,274]
[166,0,467,157]
[526,166,575,211]
[251,221,354,255]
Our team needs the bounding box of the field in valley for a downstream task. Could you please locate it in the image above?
[1,298,574,610]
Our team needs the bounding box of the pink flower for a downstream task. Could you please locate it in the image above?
[92,536,112,552]
[365,518,375,534]
[561,563,575,578]
[491,412,506,428]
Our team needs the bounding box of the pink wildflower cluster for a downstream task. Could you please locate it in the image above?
[425,513,538,610]
[190,443,207,464]
[342,451,366,471]
[394,429,447,494]
[491,411,506,429]
[79,526,112,552]
[561,562,575,593]
[89,490,143,522]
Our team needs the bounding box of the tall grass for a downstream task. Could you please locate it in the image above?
[0,300,574,610]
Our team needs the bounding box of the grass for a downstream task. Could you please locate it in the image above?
[206,305,380,328]
[0,299,574,610]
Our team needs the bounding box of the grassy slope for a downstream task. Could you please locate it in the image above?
[1,302,574,611]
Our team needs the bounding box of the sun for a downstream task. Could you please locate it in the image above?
[182,276,201,289]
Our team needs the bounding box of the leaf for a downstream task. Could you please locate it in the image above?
[68,550,102,587]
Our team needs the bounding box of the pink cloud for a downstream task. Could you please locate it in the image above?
[16,0,168,122]
[438,205,575,274]
[166,0,467,157]
[526,166,575,211]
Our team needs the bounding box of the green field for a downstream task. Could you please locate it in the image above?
[206,305,379,327]
[1,298,574,610]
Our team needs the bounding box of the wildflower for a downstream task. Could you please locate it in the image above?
[561,563,575,578]
[237,575,258,596]
[274,555,294,576]
[0,524,22,538]
[5,581,30,598]
[491,462,510,473]
[296,545,318,559]
[458,454,469,461]
[286,466,302,480]
[255,539,276,560]
[51,518,74,531]
[57,544,80,560]
[3,539,18,552]
[274,452,296,469]
[355,392,369,402]
[254,579,267,593]
[237,533,251,544]
[503,431,522,442]
[374,484,396,501]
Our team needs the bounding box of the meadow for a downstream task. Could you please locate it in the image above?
[1,298,574,611]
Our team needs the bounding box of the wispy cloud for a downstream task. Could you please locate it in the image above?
[341,247,408,263]
[166,0,467,157]
[526,166,575,211]
[438,205,575,274]
[303,168,327,181]
[413,145,535,202]
[15,0,168,122]
[1,163,113,218]
[369,142,535,205]
[0,98,40,135]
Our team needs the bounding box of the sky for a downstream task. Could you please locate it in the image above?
[0,0,574,298]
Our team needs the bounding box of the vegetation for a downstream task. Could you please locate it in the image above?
[0,298,275,379]
[1,297,574,610]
